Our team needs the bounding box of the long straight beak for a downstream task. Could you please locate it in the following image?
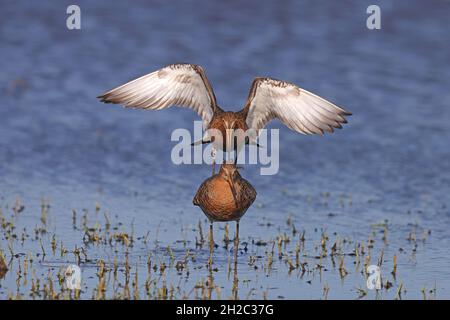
[248,140,264,148]
[226,129,234,153]
[191,138,211,146]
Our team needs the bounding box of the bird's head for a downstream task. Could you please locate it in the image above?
[223,119,237,152]
[220,163,240,178]
[222,116,247,153]
[219,163,241,204]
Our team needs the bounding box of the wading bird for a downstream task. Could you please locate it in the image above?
[193,163,256,253]
[98,63,351,173]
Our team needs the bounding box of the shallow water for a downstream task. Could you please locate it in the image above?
[1,0,450,299]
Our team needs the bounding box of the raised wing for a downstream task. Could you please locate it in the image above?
[244,77,351,135]
[98,63,217,126]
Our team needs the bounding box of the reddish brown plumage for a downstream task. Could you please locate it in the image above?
[206,109,249,152]
[193,164,256,222]
[208,110,247,128]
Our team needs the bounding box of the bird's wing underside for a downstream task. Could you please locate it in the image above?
[98,63,217,127]
[243,77,351,135]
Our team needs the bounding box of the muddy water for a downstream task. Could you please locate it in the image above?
[1,0,450,299]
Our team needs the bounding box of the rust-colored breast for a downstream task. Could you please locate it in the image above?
[193,174,256,222]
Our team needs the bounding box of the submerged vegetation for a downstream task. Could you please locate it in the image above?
[0,194,439,300]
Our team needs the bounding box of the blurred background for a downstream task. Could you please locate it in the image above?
[1,0,449,299]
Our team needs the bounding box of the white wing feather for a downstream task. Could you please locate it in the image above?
[245,78,351,135]
[98,64,217,127]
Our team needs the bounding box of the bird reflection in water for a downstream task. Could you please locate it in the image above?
[194,163,256,299]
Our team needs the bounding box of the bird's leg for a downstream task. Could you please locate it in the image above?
[207,223,216,297]
[234,220,240,254]
[232,238,239,300]
[209,222,214,251]
[232,220,239,299]
[208,221,214,266]
[211,147,216,176]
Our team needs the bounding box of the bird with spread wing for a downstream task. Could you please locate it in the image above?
[98,63,351,174]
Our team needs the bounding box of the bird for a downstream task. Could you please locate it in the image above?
[193,163,256,253]
[98,63,351,174]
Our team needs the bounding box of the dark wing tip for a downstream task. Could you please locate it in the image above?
[343,110,352,116]
[97,93,106,100]
[97,93,113,104]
